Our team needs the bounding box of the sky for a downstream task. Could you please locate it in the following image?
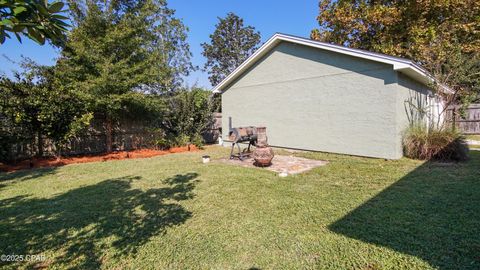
[0,0,319,89]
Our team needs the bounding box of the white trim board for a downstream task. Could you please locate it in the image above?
[213,33,449,94]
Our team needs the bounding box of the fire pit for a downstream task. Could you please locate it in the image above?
[253,147,274,166]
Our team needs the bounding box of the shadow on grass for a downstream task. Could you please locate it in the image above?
[0,173,199,269]
[329,152,480,269]
[0,167,58,183]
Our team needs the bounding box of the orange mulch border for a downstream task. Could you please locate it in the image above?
[0,145,199,173]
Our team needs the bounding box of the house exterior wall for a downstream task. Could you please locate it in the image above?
[221,42,431,159]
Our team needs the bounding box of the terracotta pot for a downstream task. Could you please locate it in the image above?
[253,146,274,167]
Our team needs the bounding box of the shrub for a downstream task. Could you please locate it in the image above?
[161,88,214,147]
[403,124,469,161]
[190,134,204,148]
[174,134,191,147]
[0,131,24,163]
[154,133,204,150]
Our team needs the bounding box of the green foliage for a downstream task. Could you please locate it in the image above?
[201,12,261,86]
[0,0,69,45]
[0,60,90,159]
[64,112,93,144]
[0,0,202,159]
[429,46,480,112]
[174,134,191,147]
[0,0,211,158]
[161,88,215,147]
[211,93,221,113]
[57,0,194,118]
[403,124,469,161]
[0,124,24,161]
[52,0,194,153]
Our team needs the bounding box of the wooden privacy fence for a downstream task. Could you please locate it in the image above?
[446,104,480,134]
[3,117,163,162]
[2,113,223,162]
[202,113,222,143]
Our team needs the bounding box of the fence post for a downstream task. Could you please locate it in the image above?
[452,107,456,131]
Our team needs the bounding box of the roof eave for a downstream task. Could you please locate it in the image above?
[394,64,454,94]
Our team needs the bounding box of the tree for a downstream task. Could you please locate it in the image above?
[429,46,480,127]
[311,0,480,124]
[0,60,90,160]
[0,0,69,45]
[57,0,194,152]
[201,12,261,86]
[310,0,479,64]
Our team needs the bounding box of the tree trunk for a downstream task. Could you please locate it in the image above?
[56,144,62,161]
[37,131,43,158]
[105,116,113,153]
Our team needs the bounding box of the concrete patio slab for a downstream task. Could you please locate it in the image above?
[217,155,328,175]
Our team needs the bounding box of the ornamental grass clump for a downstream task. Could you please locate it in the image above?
[403,125,469,161]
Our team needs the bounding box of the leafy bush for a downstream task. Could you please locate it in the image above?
[190,134,205,148]
[154,136,175,150]
[154,134,204,150]
[173,134,191,147]
[0,131,27,163]
[403,125,469,161]
[0,64,91,159]
[161,88,214,147]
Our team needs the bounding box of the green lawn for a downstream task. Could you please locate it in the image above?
[1,146,479,269]
[468,135,480,150]
[467,135,480,151]
[466,134,480,141]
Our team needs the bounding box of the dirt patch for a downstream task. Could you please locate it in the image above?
[0,145,198,172]
[218,155,328,175]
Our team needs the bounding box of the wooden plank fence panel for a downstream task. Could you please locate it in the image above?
[2,113,223,161]
[1,117,163,162]
[446,104,480,134]
[203,113,222,143]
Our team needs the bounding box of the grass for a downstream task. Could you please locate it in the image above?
[0,146,479,269]
[466,134,480,141]
[467,135,480,150]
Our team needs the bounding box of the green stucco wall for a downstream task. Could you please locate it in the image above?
[221,42,430,159]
